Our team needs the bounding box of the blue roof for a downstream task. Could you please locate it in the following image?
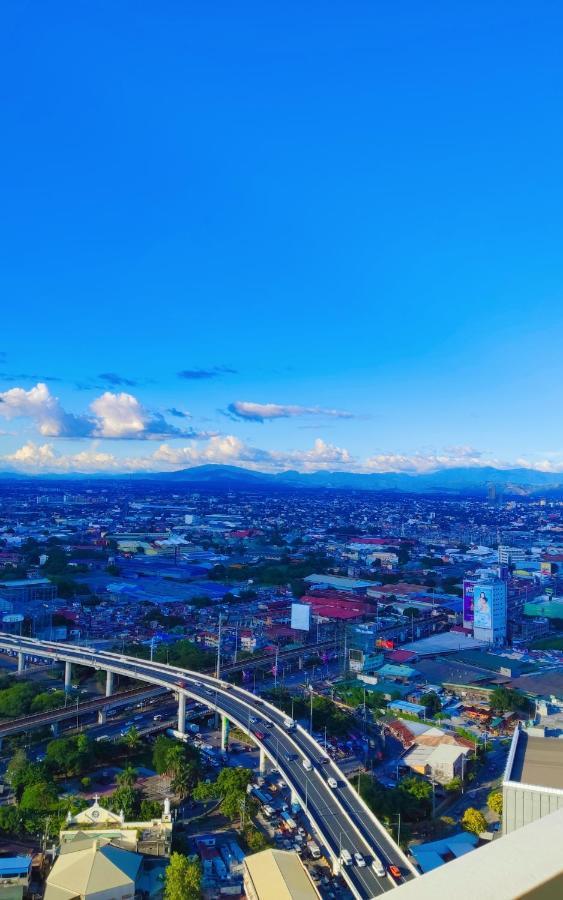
[0,857,32,874]
[410,832,478,873]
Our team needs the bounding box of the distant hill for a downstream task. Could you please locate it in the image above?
[136,463,563,495]
[0,463,562,495]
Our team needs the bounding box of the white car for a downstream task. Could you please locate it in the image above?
[327,777,338,789]
[354,853,366,868]
[372,856,385,877]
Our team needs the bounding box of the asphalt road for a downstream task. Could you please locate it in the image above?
[0,633,417,898]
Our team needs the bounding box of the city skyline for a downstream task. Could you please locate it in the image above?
[2,3,563,474]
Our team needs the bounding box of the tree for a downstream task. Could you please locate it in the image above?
[108,786,140,820]
[30,690,66,713]
[490,686,531,715]
[20,781,59,813]
[171,761,198,801]
[445,777,462,793]
[462,807,488,835]
[6,750,29,791]
[487,790,503,816]
[164,852,201,900]
[140,799,163,820]
[153,736,179,775]
[122,726,141,751]
[193,767,254,822]
[117,765,138,789]
[0,806,22,835]
[421,692,442,717]
[245,826,269,853]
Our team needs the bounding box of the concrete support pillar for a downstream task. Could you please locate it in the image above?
[221,715,229,752]
[105,670,114,697]
[298,655,304,671]
[259,745,266,775]
[51,722,60,737]
[177,693,186,736]
[98,708,107,725]
[17,652,24,674]
[0,737,3,753]
[64,660,72,692]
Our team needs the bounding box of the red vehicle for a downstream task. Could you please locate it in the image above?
[388,865,402,883]
[176,679,187,689]
[254,730,266,740]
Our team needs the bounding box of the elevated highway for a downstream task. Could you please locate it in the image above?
[0,633,417,898]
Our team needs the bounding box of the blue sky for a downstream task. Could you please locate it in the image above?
[1,1,563,474]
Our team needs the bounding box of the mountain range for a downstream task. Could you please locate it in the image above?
[1,463,562,496]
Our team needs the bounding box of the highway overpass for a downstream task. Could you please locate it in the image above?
[0,633,418,899]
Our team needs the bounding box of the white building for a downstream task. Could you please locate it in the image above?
[472,577,507,646]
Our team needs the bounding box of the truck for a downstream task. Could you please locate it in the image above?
[290,801,302,816]
[307,841,321,859]
[340,849,353,867]
[283,717,296,731]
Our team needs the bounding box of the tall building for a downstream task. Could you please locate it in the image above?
[498,545,527,567]
[471,576,507,645]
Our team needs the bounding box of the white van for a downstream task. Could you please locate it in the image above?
[327,776,338,789]
[340,849,352,867]
[302,757,313,771]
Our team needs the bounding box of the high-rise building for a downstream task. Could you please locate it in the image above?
[471,576,507,645]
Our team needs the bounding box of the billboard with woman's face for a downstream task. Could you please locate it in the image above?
[474,586,493,629]
[463,580,476,623]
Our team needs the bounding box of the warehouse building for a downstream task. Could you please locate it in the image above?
[243,849,320,900]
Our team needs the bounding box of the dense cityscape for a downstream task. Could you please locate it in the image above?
[0,477,561,898]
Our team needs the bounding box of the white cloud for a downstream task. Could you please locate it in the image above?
[225,401,355,423]
[4,435,563,477]
[0,383,91,437]
[90,392,146,438]
[0,383,205,441]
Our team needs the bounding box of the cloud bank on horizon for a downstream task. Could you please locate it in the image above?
[0,381,562,476]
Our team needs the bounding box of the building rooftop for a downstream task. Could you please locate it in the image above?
[394,807,563,899]
[507,730,563,791]
[244,849,320,900]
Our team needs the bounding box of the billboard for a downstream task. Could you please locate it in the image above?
[463,580,476,623]
[474,585,493,629]
[291,603,311,631]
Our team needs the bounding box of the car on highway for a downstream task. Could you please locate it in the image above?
[254,730,266,740]
[302,757,313,771]
[388,864,402,883]
[371,856,385,877]
[354,852,366,867]
[327,776,338,789]
[340,849,352,867]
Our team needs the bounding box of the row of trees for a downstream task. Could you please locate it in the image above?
[0,677,67,719]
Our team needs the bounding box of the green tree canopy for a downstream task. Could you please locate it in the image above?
[20,781,59,812]
[164,853,202,900]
